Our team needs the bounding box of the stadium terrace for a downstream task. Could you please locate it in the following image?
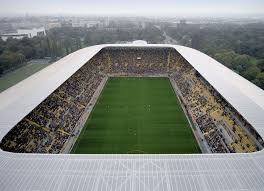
[0,42,264,190]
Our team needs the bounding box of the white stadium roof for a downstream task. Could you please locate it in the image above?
[0,43,264,191]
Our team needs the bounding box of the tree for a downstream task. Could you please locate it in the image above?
[214,51,236,69]
[254,73,264,89]
[243,66,260,81]
[0,50,25,71]
[257,59,264,72]
[233,54,251,73]
[19,45,35,59]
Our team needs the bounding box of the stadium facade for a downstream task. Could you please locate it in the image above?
[0,42,264,190]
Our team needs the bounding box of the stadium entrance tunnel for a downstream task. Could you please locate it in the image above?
[0,46,263,154]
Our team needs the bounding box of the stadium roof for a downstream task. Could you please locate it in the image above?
[0,43,264,191]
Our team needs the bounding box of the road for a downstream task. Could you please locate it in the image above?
[163,31,178,44]
[155,25,178,44]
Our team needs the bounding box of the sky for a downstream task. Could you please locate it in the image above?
[1,0,264,17]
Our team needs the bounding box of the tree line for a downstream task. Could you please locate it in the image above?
[163,23,264,90]
[0,23,164,76]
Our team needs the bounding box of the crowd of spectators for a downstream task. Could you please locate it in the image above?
[172,59,262,153]
[0,53,104,153]
[103,47,171,74]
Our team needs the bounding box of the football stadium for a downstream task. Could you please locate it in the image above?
[0,41,264,190]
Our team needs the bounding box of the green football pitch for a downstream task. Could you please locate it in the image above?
[71,77,200,154]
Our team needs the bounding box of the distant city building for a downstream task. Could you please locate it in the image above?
[179,19,187,25]
[17,28,46,38]
[1,27,46,41]
[46,22,61,30]
[72,22,86,28]
[85,21,101,28]
[178,19,187,28]
[0,33,27,41]
[0,23,13,34]
[61,21,73,27]
[104,17,110,27]
[71,21,103,28]
[138,21,146,29]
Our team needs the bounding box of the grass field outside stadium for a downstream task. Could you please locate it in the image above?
[71,77,200,154]
[0,60,51,93]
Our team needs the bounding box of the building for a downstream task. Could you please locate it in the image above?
[46,22,61,30]
[0,42,264,190]
[71,22,87,28]
[1,27,46,41]
[85,21,101,28]
[179,19,187,25]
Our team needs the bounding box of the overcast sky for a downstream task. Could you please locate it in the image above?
[1,0,264,17]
